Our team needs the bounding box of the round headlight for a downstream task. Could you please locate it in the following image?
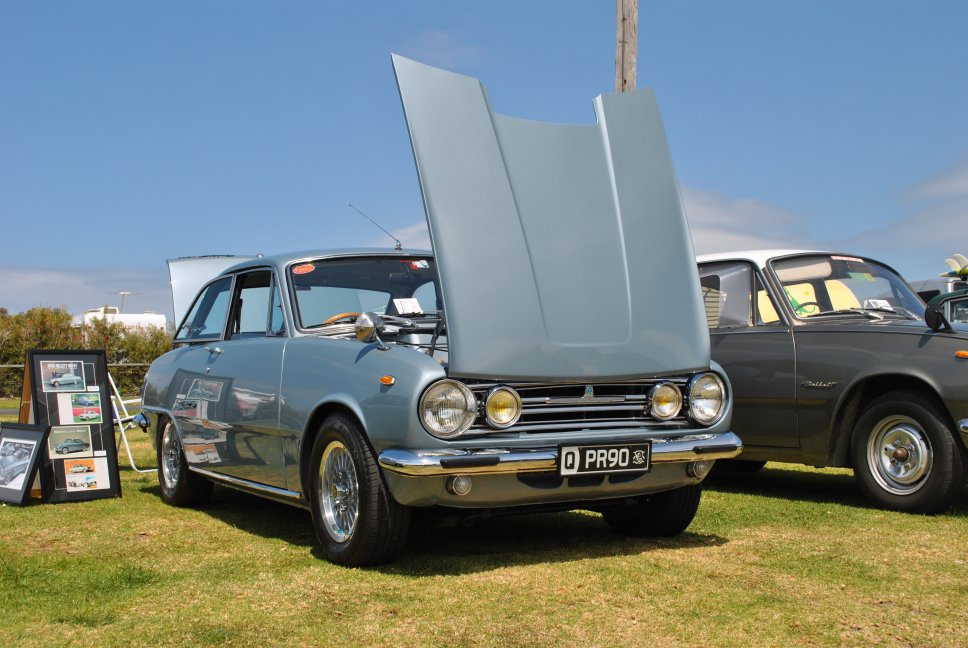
[485,386,522,429]
[649,383,682,420]
[689,372,726,425]
[419,380,478,438]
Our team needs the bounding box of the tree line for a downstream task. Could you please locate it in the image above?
[0,307,172,397]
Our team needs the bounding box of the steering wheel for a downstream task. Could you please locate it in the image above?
[793,301,821,315]
[322,311,361,325]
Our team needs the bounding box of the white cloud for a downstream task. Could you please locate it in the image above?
[397,30,484,70]
[682,188,817,254]
[0,266,172,320]
[842,161,968,279]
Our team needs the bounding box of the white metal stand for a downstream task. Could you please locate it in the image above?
[109,372,156,474]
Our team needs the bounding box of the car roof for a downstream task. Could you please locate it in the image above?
[221,248,433,275]
[696,249,817,269]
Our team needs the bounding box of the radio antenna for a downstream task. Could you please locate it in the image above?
[349,203,402,250]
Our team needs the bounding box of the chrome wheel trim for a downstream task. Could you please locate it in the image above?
[160,421,183,492]
[866,415,932,495]
[318,441,360,544]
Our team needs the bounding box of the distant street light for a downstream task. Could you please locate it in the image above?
[118,291,133,313]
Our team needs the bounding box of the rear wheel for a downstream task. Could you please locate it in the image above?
[602,484,702,537]
[309,414,410,566]
[157,418,212,506]
[850,391,965,514]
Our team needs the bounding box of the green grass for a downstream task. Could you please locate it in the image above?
[1,431,966,647]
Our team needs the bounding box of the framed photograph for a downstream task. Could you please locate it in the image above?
[0,423,50,505]
[25,349,122,503]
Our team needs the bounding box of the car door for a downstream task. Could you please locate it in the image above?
[169,270,287,488]
[698,261,799,448]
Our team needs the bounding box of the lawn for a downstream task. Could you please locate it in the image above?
[1,425,966,647]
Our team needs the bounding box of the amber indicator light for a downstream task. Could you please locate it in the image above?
[380,375,396,386]
[956,350,968,359]
[292,263,316,275]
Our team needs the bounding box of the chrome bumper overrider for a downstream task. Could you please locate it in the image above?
[960,418,968,435]
[378,432,743,477]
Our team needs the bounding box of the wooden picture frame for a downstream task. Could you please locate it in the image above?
[0,423,50,505]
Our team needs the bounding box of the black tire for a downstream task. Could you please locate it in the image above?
[714,459,767,474]
[850,391,966,514]
[157,417,213,506]
[309,413,410,567]
[602,484,702,537]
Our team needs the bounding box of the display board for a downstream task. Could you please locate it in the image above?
[24,350,122,503]
[0,423,50,505]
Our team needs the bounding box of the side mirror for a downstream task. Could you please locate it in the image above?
[924,303,951,331]
[355,312,389,350]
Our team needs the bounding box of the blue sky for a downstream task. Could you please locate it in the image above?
[2,1,966,320]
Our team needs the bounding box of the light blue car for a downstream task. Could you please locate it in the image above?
[137,56,740,566]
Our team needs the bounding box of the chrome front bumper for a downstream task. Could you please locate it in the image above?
[378,431,742,477]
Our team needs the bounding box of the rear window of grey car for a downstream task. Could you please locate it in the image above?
[289,257,440,329]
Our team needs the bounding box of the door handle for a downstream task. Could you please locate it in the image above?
[204,346,223,355]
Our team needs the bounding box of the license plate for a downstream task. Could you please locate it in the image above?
[558,442,651,477]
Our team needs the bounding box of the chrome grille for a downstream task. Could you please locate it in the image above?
[464,378,693,435]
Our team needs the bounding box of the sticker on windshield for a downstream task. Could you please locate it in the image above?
[393,298,423,315]
[832,255,864,262]
[847,272,875,282]
[405,260,429,269]
[865,299,894,311]
[292,263,316,275]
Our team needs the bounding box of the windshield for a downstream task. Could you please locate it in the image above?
[770,254,923,319]
[289,256,441,329]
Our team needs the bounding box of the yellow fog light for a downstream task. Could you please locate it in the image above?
[649,383,682,420]
[485,386,522,429]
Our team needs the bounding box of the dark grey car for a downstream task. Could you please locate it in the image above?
[697,250,968,513]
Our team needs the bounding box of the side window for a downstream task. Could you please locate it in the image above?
[698,262,758,329]
[175,277,233,342]
[754,274,781,324]
[229,271,273,338]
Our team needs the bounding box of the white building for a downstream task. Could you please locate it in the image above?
[73,306,167,331]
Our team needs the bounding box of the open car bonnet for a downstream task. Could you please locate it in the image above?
[393,55,709,380]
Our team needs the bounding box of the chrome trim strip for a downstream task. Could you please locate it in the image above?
[189,467,304,502]
[378,432,743,477]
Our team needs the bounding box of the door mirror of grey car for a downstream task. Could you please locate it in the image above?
[355,312,389,349]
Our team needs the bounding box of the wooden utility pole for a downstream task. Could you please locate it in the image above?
[615,0,638,92]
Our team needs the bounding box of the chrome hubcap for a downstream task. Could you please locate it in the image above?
[318,441,359,543]
[866,415,932,495]
[161,422,182,491]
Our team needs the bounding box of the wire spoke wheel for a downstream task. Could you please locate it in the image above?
[318,441,360,543]
[866,415,932,495]
[161,420,183,492]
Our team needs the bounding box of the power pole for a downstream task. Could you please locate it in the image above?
[615,0,638,92]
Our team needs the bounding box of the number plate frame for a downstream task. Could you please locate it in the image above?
[557,442,652,477]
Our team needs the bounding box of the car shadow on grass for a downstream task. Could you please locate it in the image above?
[706,463,968,516]
[382,511,727,576]
[138,483,318,548]
[138,482,726,571]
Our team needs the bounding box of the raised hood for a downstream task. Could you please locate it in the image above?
[393,55,709,380]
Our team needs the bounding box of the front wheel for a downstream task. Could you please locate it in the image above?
[850,391,965,514]
[602,484,702,537]
[309,414,410,566]
[157,418,212,506]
